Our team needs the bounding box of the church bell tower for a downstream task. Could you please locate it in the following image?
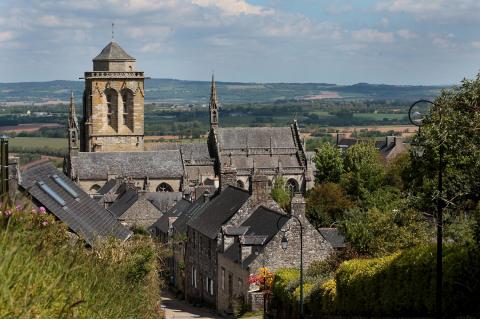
[81,41,145,152]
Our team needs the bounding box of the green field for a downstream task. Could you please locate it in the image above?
[10,137,67,150]
[353,113,407,120]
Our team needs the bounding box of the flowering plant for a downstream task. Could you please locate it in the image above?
[248,267,274,291]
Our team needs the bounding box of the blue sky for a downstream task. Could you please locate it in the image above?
[1,0,480,84]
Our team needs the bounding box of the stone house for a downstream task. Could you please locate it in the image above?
[185,186,250,307]
[217,197,334,315]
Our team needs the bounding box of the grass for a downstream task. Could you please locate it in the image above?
[0,203,164,319]
[9,137,68,150]
[9,137,68,157]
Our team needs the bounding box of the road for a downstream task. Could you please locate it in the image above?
[161,290,223,319]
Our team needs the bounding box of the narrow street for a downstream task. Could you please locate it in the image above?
[161,290,223,319]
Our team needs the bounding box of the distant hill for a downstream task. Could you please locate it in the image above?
[0,79,447,105]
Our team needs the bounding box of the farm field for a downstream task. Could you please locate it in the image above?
[9,137,67,151]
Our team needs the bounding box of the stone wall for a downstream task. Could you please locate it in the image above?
[119,194,163,228]
[83,77,144,152]
[185,227,218,307]
[217,253,249,316]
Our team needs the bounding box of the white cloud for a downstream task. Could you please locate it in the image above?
[325,3,353,15]
[0,31,13,42]
[471,41,480,49]
[396,29,417,40]
[351,28,394,43]
[432,35,455,49]
[191,0,270,16]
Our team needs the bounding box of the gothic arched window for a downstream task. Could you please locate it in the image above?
[156,182,173,192]
[236,180,245,189]
[121,88,134,130]
[90,184,101,193]
[286,178,299,194]
[104,88,118,130]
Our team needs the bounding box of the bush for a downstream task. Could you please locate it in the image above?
[272,245,480,318]
[0,205,163,319]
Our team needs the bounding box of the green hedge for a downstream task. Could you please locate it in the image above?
[272,245,480,318]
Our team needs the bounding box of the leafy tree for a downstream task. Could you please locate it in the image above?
[271,177,291,211]
[341,142,385,200]
[314,143,344,184]
[406,74,480,241]
[339,208,432,257]
[306,183,354,227]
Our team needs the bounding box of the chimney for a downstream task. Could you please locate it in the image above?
[220,164,237,191]
[386,136,395,147]
[290,194,306,218]
[249,174,270,204]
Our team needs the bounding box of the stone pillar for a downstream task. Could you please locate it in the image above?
[290,194,306,218]
[250,174,270,204]
[220,165,237,191]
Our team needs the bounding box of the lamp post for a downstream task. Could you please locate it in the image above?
[0,135,9,201]
[409,99,444,318]
[277,214,304,319]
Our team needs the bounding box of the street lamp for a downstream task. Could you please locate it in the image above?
[277,214,304,319]
[409,99,444,318]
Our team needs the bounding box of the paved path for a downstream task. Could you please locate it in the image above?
[161,290,224,319]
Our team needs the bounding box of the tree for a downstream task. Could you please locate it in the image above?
[314,143,344,184]
[271,177,291,211]
[408,75,480,216]
[339,208,432,257]
[341,142,385,200]
[306,183,354,227]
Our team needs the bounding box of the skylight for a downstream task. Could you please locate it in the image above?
[38,181,66,206]
[52,174,79,199]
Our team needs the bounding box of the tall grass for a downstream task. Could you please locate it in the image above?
[0,205,163,319]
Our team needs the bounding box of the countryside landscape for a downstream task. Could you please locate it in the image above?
[1,1,480,319]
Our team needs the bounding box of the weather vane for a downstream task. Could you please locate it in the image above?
[112,22,115,40]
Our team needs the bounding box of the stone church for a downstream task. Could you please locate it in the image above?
[64,40,314,196]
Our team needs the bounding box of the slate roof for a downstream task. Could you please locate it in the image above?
[108,188,138,217]
[337,138,358,147]
[217,127,296,149]
[71,151,184,179]
[187,186,250,239]
[172,197,206,234]
[147,192,183,212]
[97,178,120,195]
[151,143,212,162]
[150,198,191,234]
[224,206,290,266]
[93,41,135,61]
[20,163,131,244]
[318,228,346,248]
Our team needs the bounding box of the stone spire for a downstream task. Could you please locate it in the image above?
[68,91,79,156]
[209,74,219,129]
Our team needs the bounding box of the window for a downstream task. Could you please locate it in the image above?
[206,277,214,296]
[191,266,197,288]
[221,268,225,291]
[52,175,79,199]
[156,182,173,192]
[104,88,117,129]
[121,89,133,129]
[286,178,299,194]
[236,180,245,189]
[38,181,66,206]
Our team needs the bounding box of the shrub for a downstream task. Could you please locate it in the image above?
[0,205,163,319]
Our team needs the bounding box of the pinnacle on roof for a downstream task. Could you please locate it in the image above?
[93,41,135,61]
[210,74,218,108]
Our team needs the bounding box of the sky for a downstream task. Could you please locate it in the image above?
[1,0,480,85]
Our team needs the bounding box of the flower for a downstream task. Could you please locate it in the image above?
[15,204,22,211]
[38,207,46,214]
[4,210,12,217]
[31,208,36,214]
[42,220,49,226]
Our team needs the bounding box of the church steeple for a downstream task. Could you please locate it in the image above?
[68,91,79,156]
[209,74,219,129]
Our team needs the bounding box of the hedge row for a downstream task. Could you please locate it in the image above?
[272,244,480,318]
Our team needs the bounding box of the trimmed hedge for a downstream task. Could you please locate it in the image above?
[272,245,480,318]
